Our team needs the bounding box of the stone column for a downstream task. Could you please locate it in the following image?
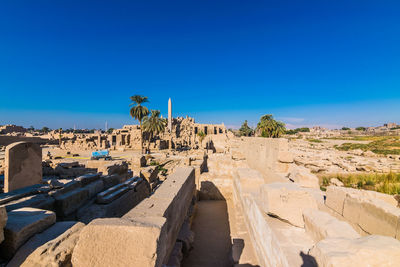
[168,98,172,132]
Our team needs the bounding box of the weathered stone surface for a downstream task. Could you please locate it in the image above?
[278,151,294,163]
[0,206,7,244]
[54,188,89,217]
[303,209,359,242]
[73,167,195,267]
[326,186,398,217]
[260,182,318,227]
[72,217,168,267]
[50,180,81,198]
[310,235,400,267]
[75,173,100,186]
[4,194,55,212]
[101,174,121,189]
[140,166,159,183]
[20,222,84,267]
[5,142,42,193]
[0,208,56,259]
[84,179,104,199]
[7,221,79,267]
[325,186,353,215]
[98,161,128,176]
[356,198,400,238]
[288,166,319,189]
[77,180,150,224]
[330,178,344,187]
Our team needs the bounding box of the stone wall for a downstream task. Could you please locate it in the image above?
[237,137,292,181]
[71,167,195,267]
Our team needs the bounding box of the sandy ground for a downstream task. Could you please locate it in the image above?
[182,200,259,267]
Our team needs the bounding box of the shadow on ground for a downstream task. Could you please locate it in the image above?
[182,182,259,267]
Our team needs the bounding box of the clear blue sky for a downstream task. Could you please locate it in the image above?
[1,0,399,129]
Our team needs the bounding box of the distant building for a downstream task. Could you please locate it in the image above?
[384,123,398,129]
[0,124,27,134]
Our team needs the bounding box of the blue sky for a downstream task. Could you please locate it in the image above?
[1,0,400,129]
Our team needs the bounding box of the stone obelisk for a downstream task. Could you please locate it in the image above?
[168,98,172,132]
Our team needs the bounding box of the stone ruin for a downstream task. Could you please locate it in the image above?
[0,135,399,267]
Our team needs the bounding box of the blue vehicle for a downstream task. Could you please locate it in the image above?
[91,149,111,160]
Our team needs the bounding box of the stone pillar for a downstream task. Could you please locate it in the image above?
[4,142,42,193]
[168,98,172,132]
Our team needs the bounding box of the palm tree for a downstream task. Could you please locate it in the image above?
[256,114,286,138]
[197,131,206,147]
[142,110,167,152]
[129,95,149,153]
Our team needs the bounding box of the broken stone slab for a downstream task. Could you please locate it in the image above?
[309,235,400,267]
[19,222,85,267]
[96,177,140,204]
[98,161,128,176]
[288,165,319,189]
[140,166,159,183]
[77,180,150,224]
[0,208,56,259]
[0,206,7,243]
[71,216,168,267]
[4,194,55,212]
[0,184,43,206]
[54,187,89,217]
[326,186,398,216]
[7,221,81,267]
[344,196,400,239]
[49,180,82,199]
[75,173,101,186]
[260,182,318,227]
[303,208,360,242]
[4,142,42,193]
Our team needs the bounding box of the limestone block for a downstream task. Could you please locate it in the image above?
[4,194,55,212]
[303,209,360,242]
[288,166,319,189]
[235,168,265,196]
[5,142,42,193]
[310,235,400,267]
[140,166,159,183]
[357,198,400,238]
[77,180,150,223]
[76,173,101,186]
[54,188,89,217]
[278,151,293,163]
[20,222,84,267]
[0,208,56,259]
[71,217,168,267]
[98,161,128,176]
[84,179,104,199]
[7,221,80,267]
[342,192,364,225]
[330,178,343,187]
[325,186,353,215]
[101,174,121,188]
[0,206,7,244]
[260,182,318,227]
[50,180,81,198]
